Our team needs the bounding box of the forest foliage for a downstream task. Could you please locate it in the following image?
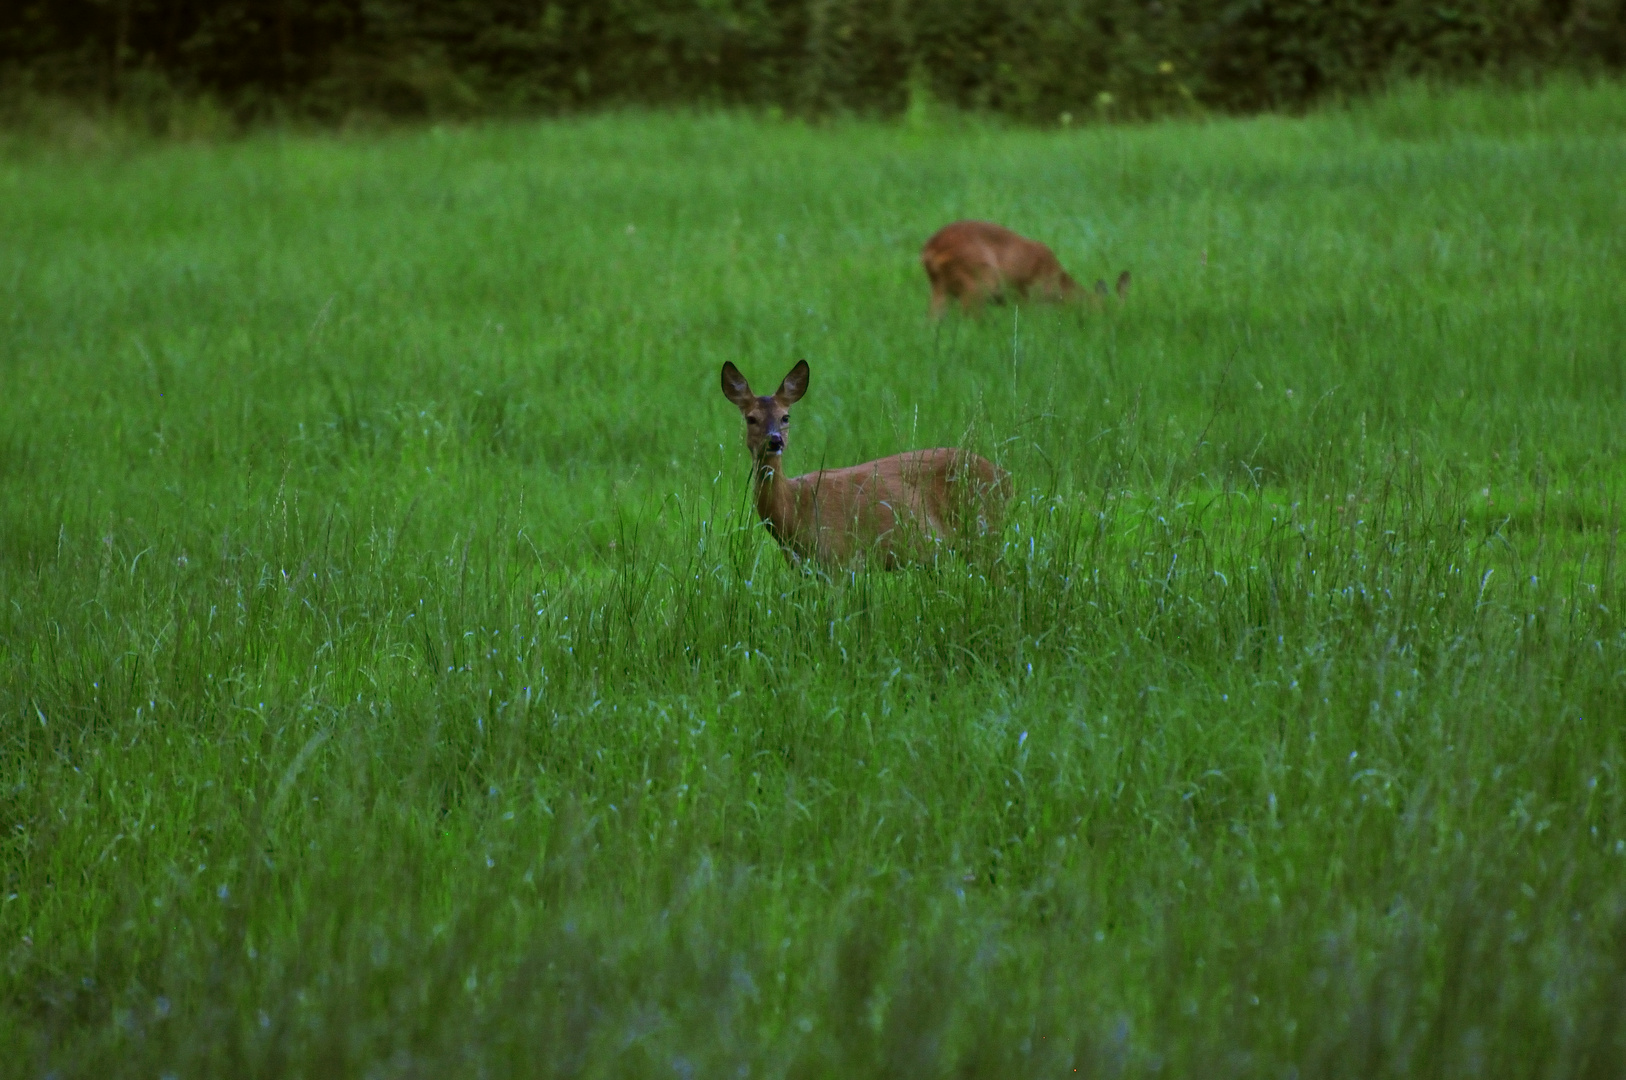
[4,0,1626,123]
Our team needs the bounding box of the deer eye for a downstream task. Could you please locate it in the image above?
[782,414,790,422]
[747,417,759,426]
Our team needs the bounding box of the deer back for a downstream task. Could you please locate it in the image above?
[777,448,1009,568]
[921,220,1078,308]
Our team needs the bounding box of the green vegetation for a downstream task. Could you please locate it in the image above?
[8,0,1626,124]
[3,79,1625,1076]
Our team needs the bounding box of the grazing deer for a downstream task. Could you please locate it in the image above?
[720,360,1009,571]
[921,220,1130,317]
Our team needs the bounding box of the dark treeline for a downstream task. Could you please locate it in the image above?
[4,0,1626,122]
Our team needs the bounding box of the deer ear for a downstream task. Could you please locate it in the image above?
[775,359,809,405]
[721,362,755,409]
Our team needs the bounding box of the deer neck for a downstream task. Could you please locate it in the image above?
[753,457,797,542]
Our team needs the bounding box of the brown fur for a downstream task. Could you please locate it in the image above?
[721,360,1009,570]
[920,220,1130,317]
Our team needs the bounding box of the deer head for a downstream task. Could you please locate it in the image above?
[721,360,809,464]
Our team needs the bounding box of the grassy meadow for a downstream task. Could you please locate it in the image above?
[3,80,1626,1076]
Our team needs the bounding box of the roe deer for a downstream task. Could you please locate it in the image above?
[720,359,1009,571]
[921,220,1130,317]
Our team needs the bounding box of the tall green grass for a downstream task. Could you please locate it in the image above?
[3,81,1625,1077]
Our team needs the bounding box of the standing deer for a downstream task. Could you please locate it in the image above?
[720,360,1009,570]
[921,220,1130,317]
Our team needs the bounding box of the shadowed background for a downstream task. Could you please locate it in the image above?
[5,0,1626,128]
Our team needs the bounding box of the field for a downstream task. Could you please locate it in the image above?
[3,81,1626,1077]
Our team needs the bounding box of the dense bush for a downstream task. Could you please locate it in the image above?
[3,1,1626,123]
